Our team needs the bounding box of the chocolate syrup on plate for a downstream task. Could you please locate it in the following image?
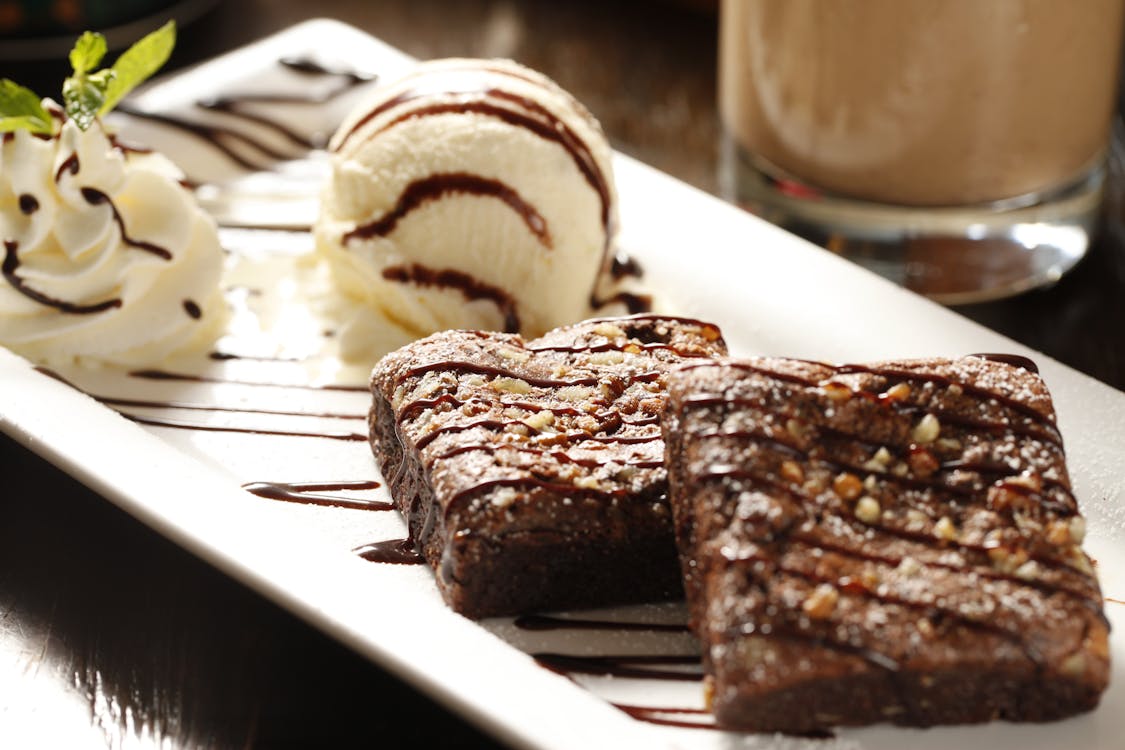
[514,614,690,633]
[353,538,425,565]
[242,480,389,511]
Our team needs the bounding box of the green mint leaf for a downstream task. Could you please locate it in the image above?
[63,70,112,131]
[0,79,52,135]
[69,31,107,75]
[99,20,176,115]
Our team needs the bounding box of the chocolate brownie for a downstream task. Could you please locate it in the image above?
[369,314,726,618]
[662,355,1109,732]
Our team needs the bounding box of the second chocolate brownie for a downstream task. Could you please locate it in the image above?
[369,314,726,618]
[663,356,1109,732]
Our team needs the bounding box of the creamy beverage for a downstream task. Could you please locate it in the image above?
[720,0,1125,207]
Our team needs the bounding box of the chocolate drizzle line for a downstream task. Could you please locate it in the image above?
[610,252,643,281]
[526,338,694,358]
[80,187,173,260]
[738,549,1046,668]
[183,299,202,319]
[515,614,690,633]
[128,368,367,392]
[381,263,520,333]
[115,103,298,171]
[113,58,372,172]
[611,704,717,732]
[414,419,661,452]
[336,71,610,218]
[589,290,652,315]
[279,56,376,85]
[533,653,702,682]
[3,241,122,314]
[678,358,1056,431]
[353,538,425,565]
[55,153,79,182]
[93,393,363,420]
[361,91,611,230]
[690,410,1075,515]
[197,97,320,150]
[208,351,305,362]
[344,173,551,249]
[123,413,366,442]
[833,362,1054,427]
[243,480,390,511]
[397,360,600,389]
[434,442,662,469]
[787,531,1101,615]
[970,352,1039,373]
[693,456,1095,603]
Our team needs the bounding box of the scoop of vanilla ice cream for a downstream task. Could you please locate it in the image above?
[0,106,225,365]
[315,58,620,358]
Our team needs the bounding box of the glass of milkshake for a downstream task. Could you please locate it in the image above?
[719,0,1125,303]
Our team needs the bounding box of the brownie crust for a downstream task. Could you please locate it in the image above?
[662,355,1110,732]
[369,314,727,619]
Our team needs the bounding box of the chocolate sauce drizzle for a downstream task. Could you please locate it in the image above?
[128,368,367,393]
[353,538,425,565]
[80,187,173,260]
[3,164,174,313]
[123,413,367,442]
[3,241,122,314]
[434,442,662,470]
[208,351,305,363]
[335,78,611,233]
[970,352,1040,373]
[533,653,702,682]
[93,393,363,420]
[381,263,520,333]
[344,173,551,249]
[115,57,372,172]
[196,98,322,150]
[515,614,689,633]
[55,153,79,182]
[589,290,652,315]
[413,418,661,453]
[115,103,302,171]
[183,299,202,319]
[278,56,376,86]
[397,360,600,389]
[242,480,389,511]
[610,252,643,281]
[611,704,717,732]
[691,411,1075,516]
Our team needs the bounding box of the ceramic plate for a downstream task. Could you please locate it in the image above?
[1,19,1122,750]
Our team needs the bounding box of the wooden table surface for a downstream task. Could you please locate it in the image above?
[2,1,1123,747]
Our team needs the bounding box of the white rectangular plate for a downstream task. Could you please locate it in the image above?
[1,19,1122,750]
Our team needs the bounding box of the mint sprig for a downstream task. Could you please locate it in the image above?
[100,21,176,115]
[0,21,176,136]
[0,80,53,135]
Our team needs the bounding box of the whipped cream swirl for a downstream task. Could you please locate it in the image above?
[0,106,224,365]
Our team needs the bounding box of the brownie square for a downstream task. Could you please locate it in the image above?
[369,314,726,618]
[662,355,1110,732]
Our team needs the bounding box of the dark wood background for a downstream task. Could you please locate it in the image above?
[2,1,1122,747]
